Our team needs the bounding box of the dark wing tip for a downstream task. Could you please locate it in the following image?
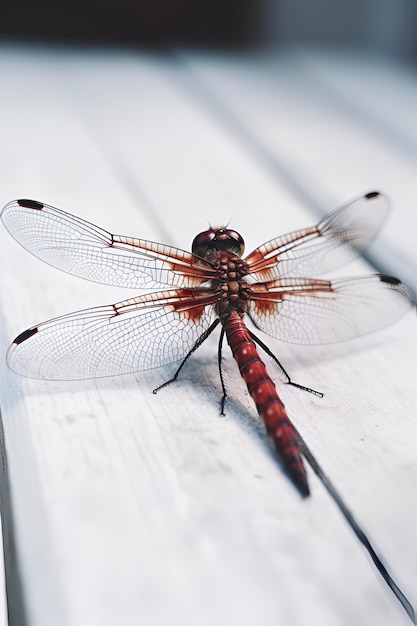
[364,191,381,200]
[379,275,416,306]
[380,274,401,285]
[17,199,44,210]
[13,327,38,345]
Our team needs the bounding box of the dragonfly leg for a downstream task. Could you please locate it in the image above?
[218,328,228,416]
[248,330,323,398]
[153,319,220,394]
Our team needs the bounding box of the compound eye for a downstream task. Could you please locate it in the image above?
[192,229,217,258]
[222,229,245,255]
[192,227,245,259]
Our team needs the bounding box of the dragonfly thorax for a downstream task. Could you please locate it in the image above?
[213,254,251,321]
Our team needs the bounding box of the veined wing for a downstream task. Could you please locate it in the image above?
[7,288,219,380]
[247,275,414,344]
[245,192,389,281]
[1,199,216,289]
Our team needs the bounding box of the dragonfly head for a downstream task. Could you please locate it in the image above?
[192,227,245,260]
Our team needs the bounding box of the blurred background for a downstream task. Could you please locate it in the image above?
[0,0,416,59]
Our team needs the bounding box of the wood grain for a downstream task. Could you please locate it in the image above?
[0,44,416,626]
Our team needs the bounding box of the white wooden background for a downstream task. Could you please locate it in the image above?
[0,43,416,626]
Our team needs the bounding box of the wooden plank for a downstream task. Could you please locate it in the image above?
[181,50,417,290]
[0,43,416,626]
[0,519,7,625]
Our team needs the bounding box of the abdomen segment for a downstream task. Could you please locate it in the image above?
[224,311,309,496]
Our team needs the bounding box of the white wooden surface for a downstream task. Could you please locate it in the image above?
[0,43,416,626]
[0,520,7,626]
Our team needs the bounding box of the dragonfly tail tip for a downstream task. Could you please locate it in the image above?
[292,474,310,498]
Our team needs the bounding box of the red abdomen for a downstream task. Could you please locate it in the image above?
[224,311,309,496]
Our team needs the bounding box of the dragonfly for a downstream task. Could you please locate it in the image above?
[1,192,416,622]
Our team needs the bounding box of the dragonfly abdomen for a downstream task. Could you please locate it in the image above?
[223,311,309,496]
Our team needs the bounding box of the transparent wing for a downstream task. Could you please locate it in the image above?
[7,289,218,380]
[247,275,414,345]
[245,192,389,281]
[1,199,215,289]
